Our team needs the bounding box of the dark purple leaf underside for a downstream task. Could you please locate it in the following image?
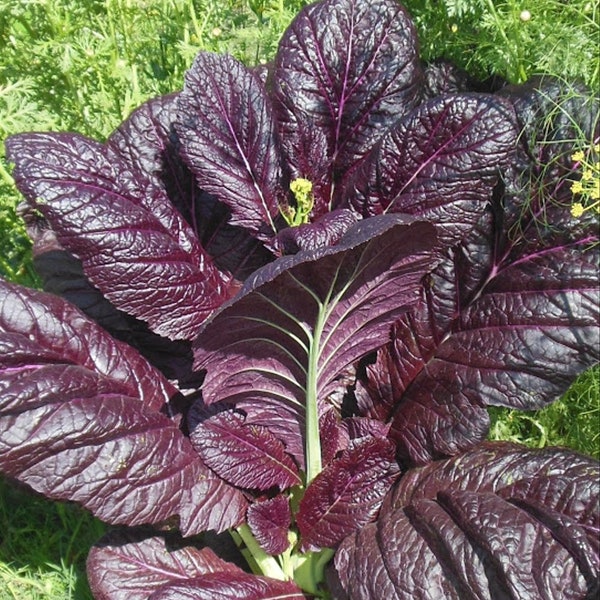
[273,0,422,214]
[5,133,227,340]
[247,495,292,555]
[297,437,400,551]
[348,93,519,246]
[189,409,301,491]
[193,215,438,465]
[175,52,283,239]
[334,443,599,600]
[0,279,246,535]
[87,530,245,600]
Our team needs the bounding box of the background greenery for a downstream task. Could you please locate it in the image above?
[0,0,598,597]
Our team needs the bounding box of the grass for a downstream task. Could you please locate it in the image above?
[0,477,105,600]
[0,0,598,597]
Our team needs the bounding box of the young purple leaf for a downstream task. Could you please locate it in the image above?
[297,437,400,551]
[333,443,599,599]
[247,495,292,555]
[5,133,228,341]
[189,408,301,491]
[274,0,423,213]
[193,215,438,481]
[0,279,247,535]
[175,52,283,239]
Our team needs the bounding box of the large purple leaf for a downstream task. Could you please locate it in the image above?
[149,574,306,600]
[88,530,306,599]
[175,52,283,239]
[87,530,246,600]
[355,181,600,466]
[193,215,438,468]
[333,443,599,599]
[5,132,228,340]
[273,0,423,214]
[347,93,519,245]
[107,94,274,283]
[0,279,247,535]
[18,214,194,381]
[297,437,399,551]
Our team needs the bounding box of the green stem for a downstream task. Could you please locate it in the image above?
[232,524,287,581]
[305,305,325,484]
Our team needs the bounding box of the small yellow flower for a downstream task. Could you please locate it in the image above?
[582,169,594,181]
[451,24,458,33]
[571,203,585,218]
[571,180,584,194]
[591,181,600,200]
[571,150,585,163]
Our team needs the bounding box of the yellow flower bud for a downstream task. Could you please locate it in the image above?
[571,203,585,218]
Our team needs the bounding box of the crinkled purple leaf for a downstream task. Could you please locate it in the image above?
[347,93,519,245]
[0,279,247,535]
[333,443,599,599]
[18,214,194,381]
[175,52,283,239]
[297,437,400,551]
[107,93,180,187]
[148,573,306,600]
[87,529,246,600]
[5,132,228,340]
[189,408,301,491]
[498,76,600,168]
[274,209,359,254]
[193,215,438,467]
[247,495,292,555]
[107,94,275,283]
[354,165,599,466]
[273,0,423,214]
[319,408,350,464]
[422,59,486,99]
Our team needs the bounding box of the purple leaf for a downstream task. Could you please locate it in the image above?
[87,530,246,600]
[107,93,180,189]
[297,437,400,551]
[149,573,306,600]
[247,495,292,555]
[333,443,599,599]
[193,215,438,466]
[273,0,423,213]
[5,132,228,340]
[0,279,247,535]
[356,176,600,466]
[189,408,301,491]
[109,95,274,284]
[274,209,359,254]
[175,52,283,239]
[348,93,519,245]
[18,216,194,381]
[319,408,350,464]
